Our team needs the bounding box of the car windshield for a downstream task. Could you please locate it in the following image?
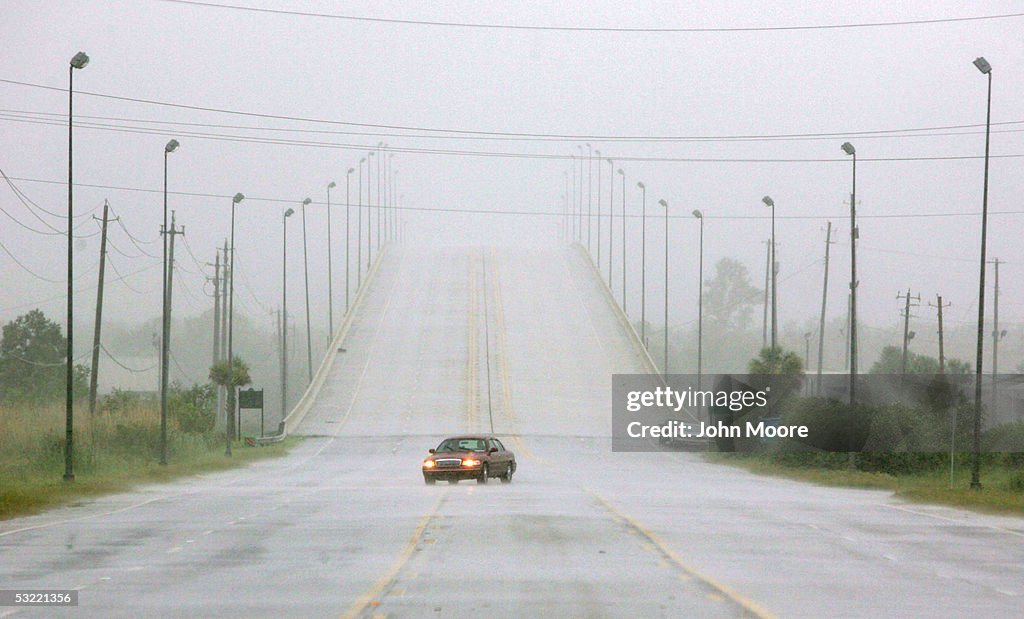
[436,438,488,452]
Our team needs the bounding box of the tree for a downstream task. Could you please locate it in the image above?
[704,258,762,334]
[209,356,251,389]
[869,346,970,375]
[748,346,804,376]
[748,346,804,402]
[0,310,87,403]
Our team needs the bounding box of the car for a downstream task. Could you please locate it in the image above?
[422,435,516,485]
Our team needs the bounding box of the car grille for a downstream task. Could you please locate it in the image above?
[434,458,462,468]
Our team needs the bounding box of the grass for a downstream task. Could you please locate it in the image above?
[0,400,298,521]
[709,453,1024,516]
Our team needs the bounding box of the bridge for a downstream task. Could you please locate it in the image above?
[2,245,1022,617]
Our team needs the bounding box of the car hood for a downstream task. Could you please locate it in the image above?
[429,451,483,459]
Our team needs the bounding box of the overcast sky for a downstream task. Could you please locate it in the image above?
[2,1,1023,362]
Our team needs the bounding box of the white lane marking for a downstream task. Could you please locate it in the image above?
[166,546,182,554]
[883,503,1024,539]
[0,496,166,539]
[0,609,21,617]
[202,530,213,536]
[72,584,87,591]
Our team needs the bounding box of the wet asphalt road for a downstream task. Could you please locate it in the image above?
[2,245,1023,618]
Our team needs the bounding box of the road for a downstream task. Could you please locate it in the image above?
[2,245,1023,618]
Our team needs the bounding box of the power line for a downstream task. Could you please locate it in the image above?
[101,343,158,373]
[155,1,1024,34]
[4,115,1023,166]
[4,77,1024,142]
[8,174,1024,222]
[0,260,160,314]
[5,107,1024,145]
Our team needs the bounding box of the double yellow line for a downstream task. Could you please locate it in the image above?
[466,250,479,431]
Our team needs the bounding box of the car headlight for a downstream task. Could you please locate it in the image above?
[423,460,436,468]
[461,458,480,467]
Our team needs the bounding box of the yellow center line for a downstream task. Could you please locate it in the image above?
[466,250,479,431]
[487,248,541,464]
[486,247,771,617]
[588,489,777,619]
[339,493,446,619]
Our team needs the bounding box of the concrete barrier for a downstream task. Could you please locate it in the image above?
[258,245,391,443]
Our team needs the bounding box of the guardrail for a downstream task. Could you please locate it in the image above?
[571,243,704,429]
[255,246,390,444]
[572,242,664,378]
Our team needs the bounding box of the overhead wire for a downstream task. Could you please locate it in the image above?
[3,76,1024,142]
[3,112,1023,164]
[9,175,1024,222]
[155,1,1024,35]
[4,107,1024,144]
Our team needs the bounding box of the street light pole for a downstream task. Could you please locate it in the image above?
[659,199,669,376]
[367,152,374,270]
[300,197,313,384]
[762,196,777,351]
[160,138,179,466]
[638,182,647,348]
[971,56,993,490]
[570,155,577,242]
[842,142,858,406]
[586,143,592,254]
[607,158,614,287]
[345,167,354,313]
[64,51,88,482]
[596,150,602,266]
[693,209,704,390]
[281,207,294,420]
[618,169,626,312]
[326,182,336,341]
[226,192,245,457]
[357,157,365,288]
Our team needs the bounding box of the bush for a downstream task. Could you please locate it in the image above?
[168,382,216,434]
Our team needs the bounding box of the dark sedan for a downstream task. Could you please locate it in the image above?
[422,435,516,484]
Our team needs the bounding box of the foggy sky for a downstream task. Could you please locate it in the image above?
[2,1,1023,373]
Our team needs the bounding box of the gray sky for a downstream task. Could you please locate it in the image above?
[2,1,1023,367]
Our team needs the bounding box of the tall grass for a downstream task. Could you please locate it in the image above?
[0,400,294,520]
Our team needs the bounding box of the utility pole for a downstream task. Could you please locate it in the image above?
[209,250,222,432]
[930,293,954,487]
[88,200,116,417]
[220,240,229,432]
[817,222,833,395]
[929,295,951,374]
[991,258,1004,421]
[898,289,921,389]
[762,238,770,350]
[160,211,184,465]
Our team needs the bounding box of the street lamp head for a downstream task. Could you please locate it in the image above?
[328,181,336,189]
[70,52,89,69]
[617,169,624,175]
[762,196,774,207]
[360,157,366,164]
[973,56,992,74]
[284,208,295,218]
[368,152,375,158]
[692,209,703,219]
[841,142,856,156]
[232,192,245,204]
[347,167,355,174]
[302,198,312,206]
[637,181,645,189]
[658,199,668,208]
[164,139,179,153]
[606,158,612,164]
[595,150,601,156]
